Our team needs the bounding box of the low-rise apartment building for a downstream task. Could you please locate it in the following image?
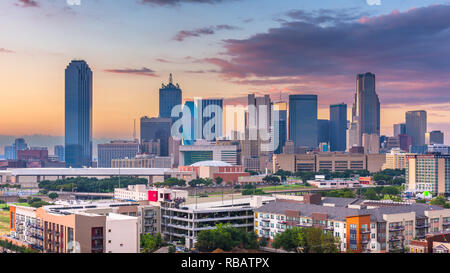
[9,202,140,253]
[254,195,450,253]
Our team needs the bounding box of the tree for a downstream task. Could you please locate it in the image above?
[215,177,223,185]
[272,227,339,253]
[48,192,59,200]
[430,196,448,207]
[141,234,157,253]
[195,224,258,252]
[262,175,281,183]
[168,245,176,253]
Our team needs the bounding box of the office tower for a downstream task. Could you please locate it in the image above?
[98,140,140,168]
[317,119,330,145]
[65,60,93,168]
[5,145,15,160]
[247,94,271,134]
[347,122,359,150]
[362,133,380,154]
[289,95,318,150]
[330,103,347,152]
[194,98,223,141]
[159,74,182,120]
[351,73,380,146]
[398,134,413,152]
[8,138,28,160]
[426,130,444,145]
[140,117,172,157]
[54,145,65,162]
[182,100,196,145]
[405,110,427,147]
[273,101,287,154]
[393,123,406,137]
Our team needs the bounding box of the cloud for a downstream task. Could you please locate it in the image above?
[15,0,39,8]
[173,24,238,41]
[0,48,15,53]
[141,0,238,6]
[205,5,450,106]
[104,67,158,77]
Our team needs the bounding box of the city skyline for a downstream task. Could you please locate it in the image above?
[0,1,450,144]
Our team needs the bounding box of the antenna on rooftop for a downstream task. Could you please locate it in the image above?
[169,73,173,84]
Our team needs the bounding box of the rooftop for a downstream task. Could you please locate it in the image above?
[191,160,232,167]
[255,200,446,222]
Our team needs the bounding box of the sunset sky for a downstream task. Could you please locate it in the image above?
[1,0,450,144]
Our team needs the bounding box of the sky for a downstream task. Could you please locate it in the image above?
[1,0,450,145]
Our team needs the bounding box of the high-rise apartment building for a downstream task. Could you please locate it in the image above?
[289,95,318,150]
[65,60,93,168]
[406,154,450,195]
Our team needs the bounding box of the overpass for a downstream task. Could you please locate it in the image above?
[0,168,195,188]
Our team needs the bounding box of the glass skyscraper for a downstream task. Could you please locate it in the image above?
[351,73,380,146]
[317,119,330,145]
[289,95,318,150]
[140,117,172,157]
[182,100,196,145]
[330,103,347,152]
[273,102,287,154]
[65,60,93,168]
[194,98,223,141]
[159,74,182,120]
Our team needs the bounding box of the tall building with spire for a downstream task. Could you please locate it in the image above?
[350,73,380,151]
[65,60,93,168]
[159,73,182,120]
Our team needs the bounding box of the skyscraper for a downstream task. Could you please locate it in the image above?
[54,145,65,162]
[405,110,427,147]
[159,74,182,120]
[140,117,172,157]
[317,119,330,145]
[289,95,318,150]
[351,73,380,147]
[182,100,196,145]
[393,123,406,137]
[194,98,223,141]
[426,130,444,145]
[330,103,347,152]
[65,60,93,168]
[273,101,287,154]
[247,94,271,134]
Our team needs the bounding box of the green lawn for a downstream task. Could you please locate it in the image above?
[12,203,31,207]
[0,210,10,235]
[261,184,313,191]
